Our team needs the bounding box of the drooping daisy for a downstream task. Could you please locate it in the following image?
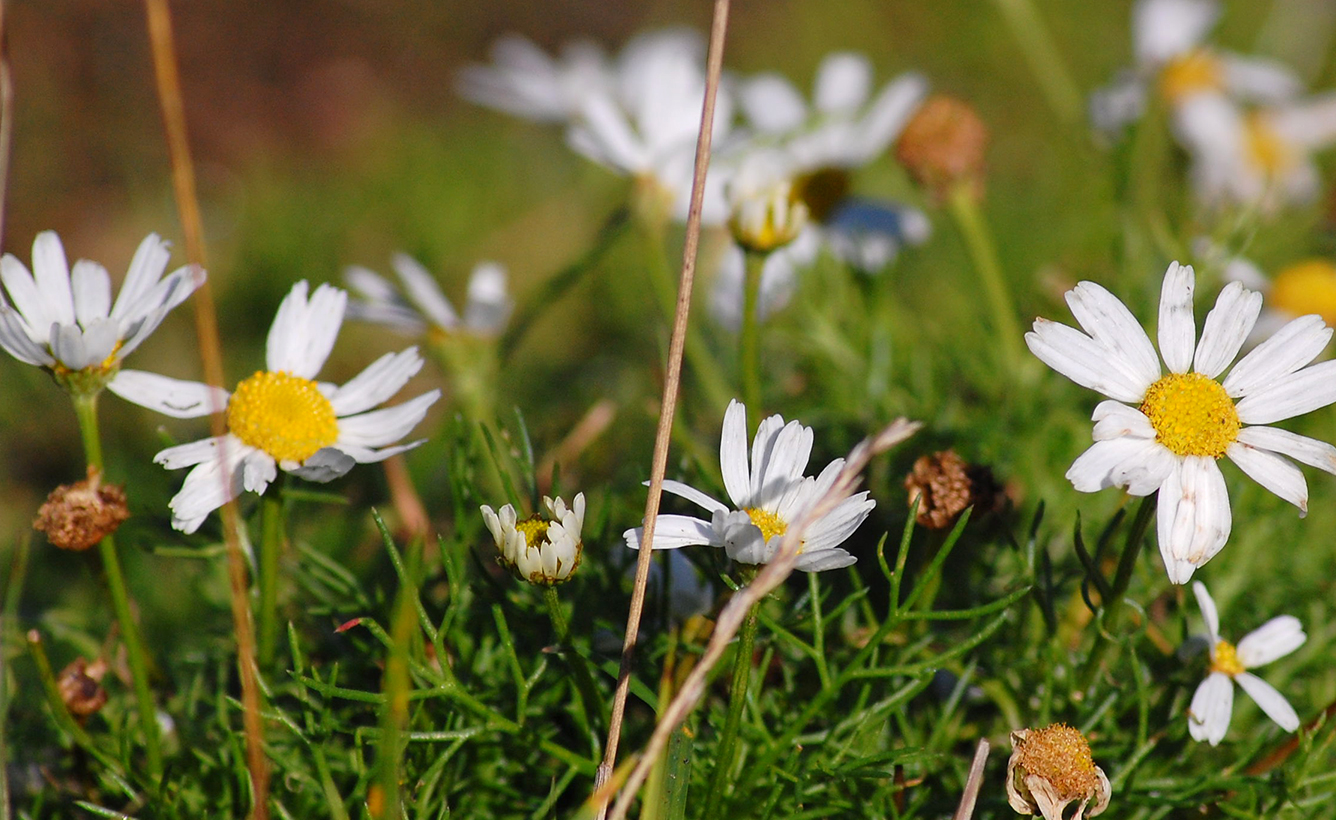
[482,493,585,585]
[624,399,875,572]
[345,254,512,339]
[1188,581,1305,745]
[0,231,204,388]
[456,34,611,124]
[1027,261,1336,583]
[109,281,440,533]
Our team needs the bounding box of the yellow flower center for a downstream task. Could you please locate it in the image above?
[746,508,789,542]
[515,515,551,548]
[1139,372,1240,457]
[1244,112,1293,176]
[1159,50,1224,104]
[792,167,852,224]
[226,370,339,463]
[1211,639,1246,676]
[1270,259,1336,327]
[1013,724,1099,802]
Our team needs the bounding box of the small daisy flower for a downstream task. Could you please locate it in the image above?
[0,231,204,390]
[624,399,875,572]
[345,254,512,339]
[456,34,611,124]
[1188,581,1305,745]
[482,493,584,585]
[1027,262,1336,583]
[109,281,440,533]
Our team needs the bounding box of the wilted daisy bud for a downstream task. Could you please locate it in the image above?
[1007,724,1110,820]
[57,657,108,723]
[33,467,129,551]
[728,149,810,254]
[481,493,585,585]
[895,95,988,201]
[904,450,1006,530]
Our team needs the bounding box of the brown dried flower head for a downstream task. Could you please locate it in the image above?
[33,467,130,551]
[1007,724,1110,820]
[57,657,109,722]
[895,95,988,201]
[904,450,1005,529]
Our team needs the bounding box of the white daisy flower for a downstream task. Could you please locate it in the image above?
[456,34,611,124]
[345,254,512,339]
[624,399,875,572]
[1027,261,1336,583]
[109,281,441,533]
[0,231,204,385]
[482,493,584,585]
[1188,581,1305,745]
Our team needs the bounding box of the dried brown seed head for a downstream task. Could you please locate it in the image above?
[904,450,1005,529]
[57,657,109,721]
[895,95,988,201]
[1007,724,1110,820]
[33,467,130,551]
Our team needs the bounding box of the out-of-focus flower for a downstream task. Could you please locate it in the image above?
[904,450,1006,530]
[346,254,512,340]
[1188,581,1305,745]
[57,657,109,723]
[895,95,989,201]
[625,399,875,571]
[1006,724,1110,820]
[110,281,440,533]
[456,34,611,124]
[482,494,585,585]
[0,231,204,394]
[33,467,129,551]
[1206,238,1336,340]
[727,149,809,254]
[1026,261,1336,583]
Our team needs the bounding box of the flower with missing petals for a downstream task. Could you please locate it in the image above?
[1027,261,1336,583]
[110,281,440,533]
[345,254,512,340]
[1007,724,1110,820]
[624,399,875,571]
[482,494,585,585]
[1188,581,1305,745]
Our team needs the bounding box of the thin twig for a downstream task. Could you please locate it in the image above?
[953,739,991,820]
[593,0,733,813]
[0,0,12,250]
[606,419,922,820]
[141,1,270,817]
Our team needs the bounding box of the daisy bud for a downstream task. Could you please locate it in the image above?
[33,467,130,551]
[904,450,1006,530]
[57,657,109,723]
[481,493,585,585]
[728,149,810,254]
[895,95,988,201]
[1006,724,1111,820]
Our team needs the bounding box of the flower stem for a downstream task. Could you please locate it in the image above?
[991,0,1082,126]
[70,391,163,783]
[544,585,604,738]
[258,474,286,668]
[1079,494,1156,692]
[946,182,1024,371]
[739,250,765,415]
[702,597,759,806]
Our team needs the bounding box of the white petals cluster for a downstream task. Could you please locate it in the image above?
[624,400,875,572]
[1027,262,1336,583]
[482,494,585,585]
[346,254,512,339]
[1188,582,1305,745]
[0,231,203,378]
[456,34,611,124]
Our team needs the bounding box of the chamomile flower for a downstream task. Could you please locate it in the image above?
[456,34,611,124]
[345,254,512,339]
[1188,581,1305,745]
[109,281,440,533]
[482,494,584,585]
[0,231,204,390]
[1027,262,1336,583]
[624,399,875,572]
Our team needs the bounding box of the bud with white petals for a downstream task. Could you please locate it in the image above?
[482,493,585,585]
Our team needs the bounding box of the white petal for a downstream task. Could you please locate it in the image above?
[0,309,53,365]
[110,234,171,320]
[814,52,872,113]
[266,281,347,378]
[108,370,229,418]
[795,548,857,573]
[0,255,50,342]
[740,73,807,134]
[1235,359,1336,425]
[49,325,92,370]
[754,420,812,509]
[1026,319,1150,402]
[1226,441,1307,513]
[802,492,874,553]
[1192,581,1221,644]
[1223,315,1332,397]
[155,435,228,470]
[1220,55,1302,104]
[624,515,717,550]
[852,73,928,162]
[1158,457,1231,570]
[1157,261,1197,374]
[70,261,112,325]
[1234,672,1300,732]
[568,92,648,174]
[1091,400,1156,441]
[1065,437,1162,493]
[168,443,252,533]
[328,348,425,416]
[330,439,427,465]
[287,447,357,482]
[1134,0,1219,65]
[658,479,728,515]
[1066,281,1161,387]
[720,399,751,507]
[1236,426,1336,476]
[334,390,439,448]
[1187,671,1234,745]
[241,450,279,494]
[1270,91,1336,149]
[463,262,512,335]
[1237,616,1306,667]
[391,253,458,330]
[747,413,787,505]
[1193,282,1261,378]
[31,231,75,327]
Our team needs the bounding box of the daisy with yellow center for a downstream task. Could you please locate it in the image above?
[481,494,585,585]
[1027,262,1336,583]
[109,280,440,533]
[624,399,875,572]
[1188,581,1305,745]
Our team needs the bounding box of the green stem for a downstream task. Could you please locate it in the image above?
[991,0,1083,126]
[1079,494,1156,692]
[739,250,765,414]
[70,392,163,783]
[543,585,604,737]
[703,599,759,806]
[947,183,1024,371]
[258,474,286,668]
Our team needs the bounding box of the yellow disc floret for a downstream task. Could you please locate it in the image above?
[227,370,339,463]
[1139,372,1240,457]
[516,515,551,548]
[1013,723,1100,802]
[1271,259,1336,327]
[1244,112,1294,177]
[746,508,789,542]
[1210,639,1246,676]
[1159,50,1223,105]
